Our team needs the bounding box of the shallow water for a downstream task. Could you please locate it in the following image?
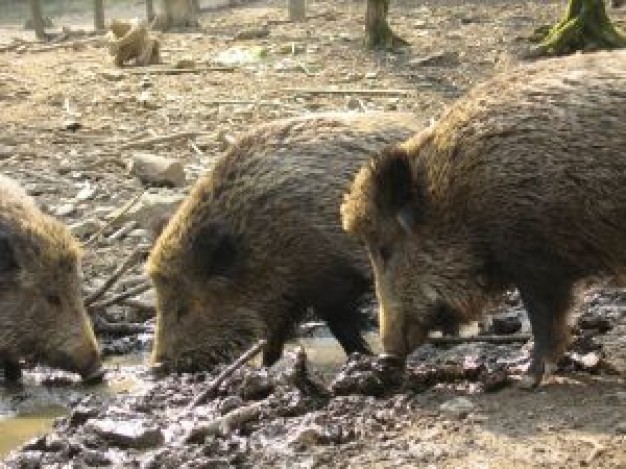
[0,334,382,457]
[0,352,147,458]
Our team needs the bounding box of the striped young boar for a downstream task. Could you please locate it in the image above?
[342,50,626,386]
[0,175,103,382]
[148,113,421,371]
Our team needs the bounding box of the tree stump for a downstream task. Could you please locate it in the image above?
[287,0,306,22]
[364,0,407,49]
[533,0,625,56]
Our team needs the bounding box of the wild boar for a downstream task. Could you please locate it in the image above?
[0,175,103,382]
[148,112,421,371]
[341,50,626,385]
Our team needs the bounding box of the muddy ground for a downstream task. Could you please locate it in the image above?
[1,0,625,467]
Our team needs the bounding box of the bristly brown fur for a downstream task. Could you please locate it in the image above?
[0,174,100,380]
[148,112,422,370]
[341,50,626,378]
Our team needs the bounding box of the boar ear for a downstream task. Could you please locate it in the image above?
[373,146,430,234]
[0,229,19,275]
[190,222,244,279]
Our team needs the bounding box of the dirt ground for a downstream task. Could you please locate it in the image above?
[1,0,625,467]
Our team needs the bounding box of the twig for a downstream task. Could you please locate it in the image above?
[83,190,146,247]
[85,247,148,306]
[120,298,155,315]
[29,36,106,53]
[88,281,152,312]
[186,339,267,410]
[184,402,263,443]
[123,66,235,75]
[203,99,284,106]
[431,334,532,345]
[120,131,202,150]
[282,88,413,96]
[92,315,150,336]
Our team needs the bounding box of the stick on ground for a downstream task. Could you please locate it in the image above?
[83,190,146,247]
[430,334,532,346]
[88,281,152,312]
[120,131,204,150]
[186,339,267,411]
[85,246,148,306]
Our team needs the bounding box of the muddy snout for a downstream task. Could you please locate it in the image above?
[80,359,106,384]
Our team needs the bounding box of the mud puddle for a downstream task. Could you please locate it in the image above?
[0,352,148,457]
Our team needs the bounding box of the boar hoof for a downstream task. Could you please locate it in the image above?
[518,359,557,389]
[81,366,106,385]
[379,353,406,369]
[3,360,22,382]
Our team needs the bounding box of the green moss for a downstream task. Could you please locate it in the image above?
[534,0,626,56]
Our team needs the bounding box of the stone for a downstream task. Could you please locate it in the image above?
[69,219,102,238]
[439,397,475,419]
[490,313,522,335]
[409,51,460,68]
[235,26,270,40]
[174,57,196,69]
[289,425,329,447]
[86,418,164,449]
[69,405,99,427]
[0,144,16,159]
[129,153,186,187]
[55,203,76,217]
[241,370,274,400]
[114,191,185,231]
[100,70,126,81]
[218,396,244,415]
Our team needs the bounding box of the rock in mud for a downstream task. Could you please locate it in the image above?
[439,397,475,420]
[85,418,164,448]
[69,218,102,238]
[129,153,186,187]
[117,191,185,231]
[489,312,523,335]
[289,424,330,448]
[69,405,99,427]
[330,354,404,397]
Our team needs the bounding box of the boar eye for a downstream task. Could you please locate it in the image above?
[46,294,62,307]
[379,245,392,265]
[175,304,189,321]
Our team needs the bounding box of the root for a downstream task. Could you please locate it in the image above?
[531,0,626,57]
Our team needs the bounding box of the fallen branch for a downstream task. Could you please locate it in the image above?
[83,190,146,247]
[431,334,532,346]
[120,298,155,315]
[120,131,202,150]
[85,247,148,306]
[88,281,152,312]
[124,66,235,75]
[282,88,413,96]
[92,315,150,336]
[186,339,267,410]
[184,402,263,443]
[29,36,106,53]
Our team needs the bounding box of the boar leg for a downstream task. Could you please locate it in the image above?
[518,279,572,386]
[263,322,292,367]
[323,308,372,357]
[3,359,22,382]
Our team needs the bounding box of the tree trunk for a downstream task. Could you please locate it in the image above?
[94,0,105,31]
[146,0,155,22]
[153,0,199,31]
[364,0,407,49]
[287,0,306,22]
[534,0,625,56]
[29,0,46,40]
